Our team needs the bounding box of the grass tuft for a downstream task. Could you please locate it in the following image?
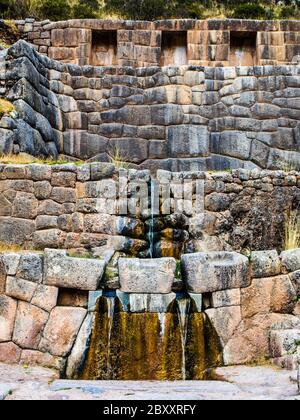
[284,208,300,251]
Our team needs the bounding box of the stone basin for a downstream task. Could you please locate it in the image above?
[118,258,177,294]
[181,251,250,294]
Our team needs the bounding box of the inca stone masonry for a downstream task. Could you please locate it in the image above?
[0,19,300,170]
[0,19,300,387]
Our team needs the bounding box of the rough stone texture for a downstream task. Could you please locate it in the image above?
[5,276,37,302]
[118,258,177,293]
[0,248,299,376]
[241,275,297,319]
[205,306,242,346]
[39,307,86,357]
[182,251,250,293]
[0,342,21,364]
[223,313,300,366]
[281,249,300,273]
[31,285,58,312]
[44,249,105,291]
[211,289,241,308]
[270,329,300,362]
[14,18,300,69]
[0,363,298,400]
[66,312,94,378]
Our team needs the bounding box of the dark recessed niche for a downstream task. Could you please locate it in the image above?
[90,30,118,66]
[229,31,257,66]
[160,31,188,66]
[57,288,88,308]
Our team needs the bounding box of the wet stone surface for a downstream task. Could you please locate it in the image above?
[0,363,298,400]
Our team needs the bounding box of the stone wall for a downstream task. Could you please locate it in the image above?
[0,248,299,376]
[14,19,300,67]
[1,41,300,170]
[0,163,299,255]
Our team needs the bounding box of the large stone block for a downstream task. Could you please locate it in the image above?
[39,307,87,357]
[181,252,250,293]
[119,258,177,294]
[0,253,20,276]
[6,276,37,302]
[33,229,66,250]
[12,192,38,219]
[31,284,58,312]
[211,289,241,308]
[241,275,297,319]
[205,306,242,346]
[0,295,17,342]
[44,249,105,291]
[16,253,43,282]
[167,125,209,158]
[251,250,281,278]
[0,129,14,154]
[13,301,48,349]
[270,329,300,358]
[0,342,21,364]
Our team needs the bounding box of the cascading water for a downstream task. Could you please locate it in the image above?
[78,294,223,381]
[177,295,191,380]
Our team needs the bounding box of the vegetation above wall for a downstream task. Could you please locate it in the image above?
[0,0,300,21]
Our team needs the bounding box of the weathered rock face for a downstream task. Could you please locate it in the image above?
[0,164,299,254]
[0,247,299,377]
[1,40,300,170]
[15,19,300,68]
[0,295,17,342]
[182,252,250,293]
